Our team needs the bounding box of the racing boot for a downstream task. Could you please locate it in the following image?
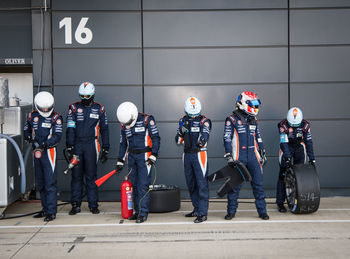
[277,203,287,213]
[90,207,100,214]
[136,215,147,223]
[194,215,207,223]
[224,213,235,220]
[128,214,138,220]
[44,214,56,222]
[69,203,81,215]
[33,211,45,218]
[185,210,198,217]
[259,213,270,220]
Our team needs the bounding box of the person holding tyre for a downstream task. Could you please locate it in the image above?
[276,107,315,213]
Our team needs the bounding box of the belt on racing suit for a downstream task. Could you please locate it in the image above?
[128,147,152,154]
[184,147,207,154]
[289,138,303,146]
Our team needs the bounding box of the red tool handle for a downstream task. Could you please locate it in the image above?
[95,170,117,187]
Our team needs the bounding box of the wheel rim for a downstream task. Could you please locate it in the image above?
[285,170,297,210]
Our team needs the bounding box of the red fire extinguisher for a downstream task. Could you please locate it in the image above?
[121,176,133,219]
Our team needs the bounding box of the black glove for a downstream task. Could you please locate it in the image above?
[309,159,316,167]
[197,138,206,148]
[25,137,33,144]
[31,140,40,150]
[116,159,124,172]
[66,146,75,160]
[224,153,235,167]
[147,154,157,166]
[100,148,109,163]
[285,157,292,168]
[179,122,190,137]
[259,149,267,166]
[39,142,48,150]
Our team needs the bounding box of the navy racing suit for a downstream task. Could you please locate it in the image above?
[66,101,109,209]
[175,115,211,217]
[118,113,160,218]
[223,110,267,216]
[276,119,315,204]
[24,110,63,216]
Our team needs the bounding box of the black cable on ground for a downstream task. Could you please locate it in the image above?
[0,201,70,220]
[1,150,87,220]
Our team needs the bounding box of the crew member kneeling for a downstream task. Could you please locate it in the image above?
[276,107,315,213]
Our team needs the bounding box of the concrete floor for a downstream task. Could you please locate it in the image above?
[0,197,350,259]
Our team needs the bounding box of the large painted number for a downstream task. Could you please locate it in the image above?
[59,17,72,44]
[75,18,93,44]
[59,17,93,45]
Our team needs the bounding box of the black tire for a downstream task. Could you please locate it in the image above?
[285,164,320,214]
[149,185,180,213]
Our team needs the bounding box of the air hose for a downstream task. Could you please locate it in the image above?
[0,134,26,194]
[0,138,72,220]
[137,164,157,216]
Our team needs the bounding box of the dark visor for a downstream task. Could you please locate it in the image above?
[37,105,53,113]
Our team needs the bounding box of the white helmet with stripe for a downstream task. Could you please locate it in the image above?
[116,101,138,127]
[287,107,303,127]
[184,96,201,117]
[79,82,95,99]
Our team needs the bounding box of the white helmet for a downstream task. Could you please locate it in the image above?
[116,101,138,127]
[184,96,201,117]
[34,91,54,118]
[236,91,261,116]
[79,82,95,99]
[287,107,303,127]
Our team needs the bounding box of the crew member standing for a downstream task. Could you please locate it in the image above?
[24,91,63,222]
[116,101,160,223]
[175,97,212,223]
[66,82,109,215]
[276,107,315,212]
[223,91,269,220]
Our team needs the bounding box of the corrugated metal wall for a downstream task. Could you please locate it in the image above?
[28,0,350,199]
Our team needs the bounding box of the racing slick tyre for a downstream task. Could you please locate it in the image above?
[149,185,180,213]
[285,164,320,214]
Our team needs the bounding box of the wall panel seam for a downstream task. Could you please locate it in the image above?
[142,8,288,12]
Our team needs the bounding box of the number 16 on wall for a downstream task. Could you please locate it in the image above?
[59,17,93,45]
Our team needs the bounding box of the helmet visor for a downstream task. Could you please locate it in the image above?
[80,94,93,100]
[247,99,261,108]
[125,117,134,126]
[36,104,53,117]
[37,105,53,113]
